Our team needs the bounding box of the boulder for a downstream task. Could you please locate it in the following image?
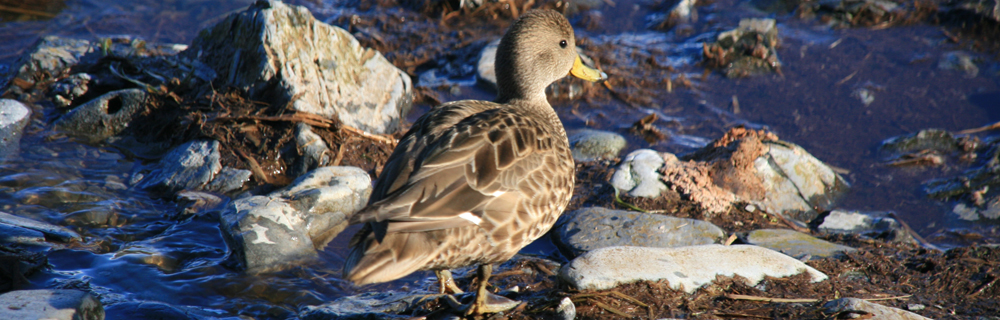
[54,89,149,144]
[567,129,627,162]
[553,207,724,258]
[182,0,412,135]
[0,99,31,160]
[0,290,104,320]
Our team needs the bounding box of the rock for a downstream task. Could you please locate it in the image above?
[610,149,669,198]
[203,167,253,194]
[0,223,46,245]
[817,210,915,244]
[953,0,1000,22]
[300,291,426,320]
[553,207,725,258]
[648,0,699,30]
[131,140,222,193]
[53,88,149,144]
[0,289,104,320]
[220,166,371,273]
[50,73,93,108]
[567,129,627,162]
[823,298,932,320]
[0,244,47,291]
[182,0,412,135]
[672,127,849,222]
[940,51,980,78]
[0,99,31,160]
[289,123,332,179]
[476,39,501,88]
[5,36,95,90]
[703,19,781,78]
[743,228,857,259]
[0,211,81,242]
[555,297,576,320]
[104,301,233,320]
[881,129,959,154]
[559,245,828,292]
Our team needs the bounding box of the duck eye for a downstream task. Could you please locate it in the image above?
[559,40,567,48]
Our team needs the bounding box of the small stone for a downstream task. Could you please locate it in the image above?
[938,51,979,78]
[823,298,931,320]
[610,149,669,198]
[0,290,104,320]
[745,204,757,212]
[567,129,627,162]
[744,228,857,259]
[131,140,223,194]
[817,210,915,244]
[559,245,828,292]
[556,297,576,320]
[907,304,926,311]
[553,207,725,258]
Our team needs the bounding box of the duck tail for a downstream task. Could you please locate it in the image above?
[342,228,436,285]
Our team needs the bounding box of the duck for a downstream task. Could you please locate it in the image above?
[342,9,607,315]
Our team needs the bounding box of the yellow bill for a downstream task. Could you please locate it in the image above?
[569,56,608,82]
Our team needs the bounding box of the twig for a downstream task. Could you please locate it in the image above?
[613,188,648,213]
[887,212,941,251]
[341,125,398,145]
[725,294,819,303]
[591,300,631,318]
[0,5,56,18]
[714,312,771,319]
[234,148,272,185]
[956,121,1000,135]
[608,291,648,308]
[213,113,335,129]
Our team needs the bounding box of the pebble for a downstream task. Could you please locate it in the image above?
[559,245,828,292]
[556,297,575,320]
[567,129,627,162]
[823,298,931,320]
[743,228,857,259]
[0,289,104,320]
[0,99,30,160]
[610,149,668,198]
[817,210,915,244]
[553,207,725,258]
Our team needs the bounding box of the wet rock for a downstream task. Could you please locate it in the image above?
[703,19,781,78]
[53,88,149,144]
[203,167,253,194]
[0,223,46,245]
[0,289,104,320]
[568,129,627,162]
[0,244,47,291]
[823,298,932,320]
[610,149,669,198]
[553,207,725,258]
[743,228,857,259]
[559,245,828,292]
[182,0,412,135]
[0,99,31,160]
[300,291,427,320]
[131,140,219,193]
[938,51,979,78]
[289,123,331,179]
[881,129,959,153]
[817,210,915,244]
[0,211,81,242]
[105,301,232,320]
[671,127,849,222]
[4,36,95,90]
[50,73,93,108]
[817,0,903,27]
[220,166,371,273]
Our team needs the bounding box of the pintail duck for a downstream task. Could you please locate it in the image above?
[342,9,607,315]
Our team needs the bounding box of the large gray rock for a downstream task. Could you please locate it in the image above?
[0,211,81,242]
[743,228,857,259]
[823,298,932,320]
[130,140,251,195]
[610,149,669,197]
[220,166,371,273]
[182,0,412,135]
[559,245,828,292]
[553,207,724,258]
[568,129,627,162]
[0,99,31,160]
[54,89,149,144]
[753,140,849,222]
[0,289,104,320]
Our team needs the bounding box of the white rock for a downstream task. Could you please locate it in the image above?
[823,298,931,320]
[610,149,669,198]
[0,99,30,159]
[0,290,104,320]
[559,245,827,292]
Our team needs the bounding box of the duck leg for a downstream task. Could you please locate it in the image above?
[435,270,464,294]
[460,264,520,315]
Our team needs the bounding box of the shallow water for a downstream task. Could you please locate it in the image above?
[1,0,999,318]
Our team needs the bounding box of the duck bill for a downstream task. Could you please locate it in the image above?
[569,56,608,82]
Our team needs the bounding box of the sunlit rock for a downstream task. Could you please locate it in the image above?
[3,36,94,91]
[553,207,724,258]
[289,123,332,179]
[823,298,932,320]
[182,0,412,135]
[567,129,627,162]
[559,245,828,292]
[220,166,371,273]
[743,228,857,259]
[0,289,104,320]
[0,99,30,160]
[703,18,781,78]
[610,149,670,198]
[817,210,915,244]
[0,211,81,242]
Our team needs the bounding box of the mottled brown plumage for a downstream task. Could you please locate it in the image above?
[342,9,606,314]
